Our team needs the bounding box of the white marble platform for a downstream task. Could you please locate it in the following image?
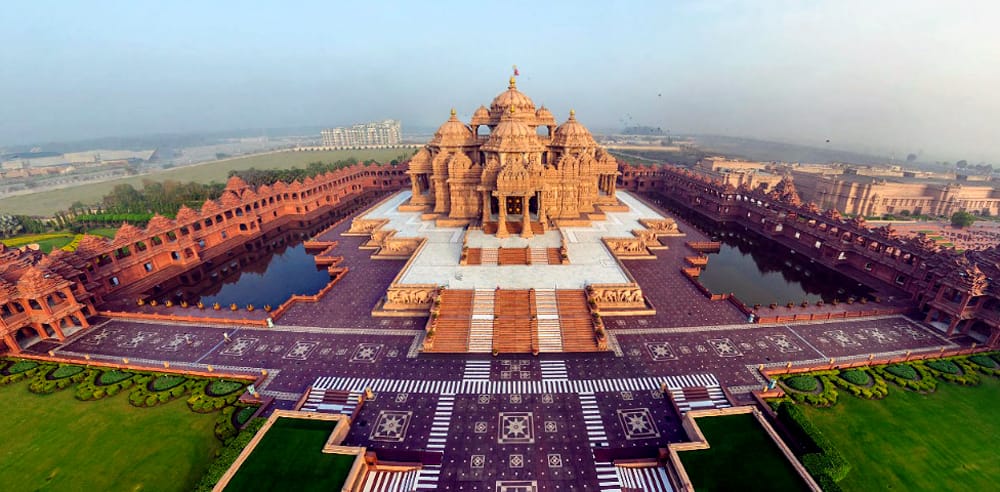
[358,191,667,289]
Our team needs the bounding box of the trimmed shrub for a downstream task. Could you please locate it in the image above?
[6,360,39,375]
[49,365,84,379]
[969,355,999,369]
[151,375,187,392]
[98,370,134,386]
[235,406,256,426]
[884,364,918,380]
[194,418,267,492]
[784,375,820,392]
[205,380,245,397]
[838,369,870,386]
[925,359,960,375]
[776,401,851,483]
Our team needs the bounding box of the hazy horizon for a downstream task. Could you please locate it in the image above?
[3,0,998,163]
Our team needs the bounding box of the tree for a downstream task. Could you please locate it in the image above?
[951,211,976,228]
[956,160,968,169]
[906,153,917,163]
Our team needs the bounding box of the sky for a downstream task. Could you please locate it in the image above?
[2,0,999,162]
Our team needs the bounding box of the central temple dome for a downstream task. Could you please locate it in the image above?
[481,107,542,152]
[489,77,536,121]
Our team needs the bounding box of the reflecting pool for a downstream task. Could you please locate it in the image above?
[659,198,873,306]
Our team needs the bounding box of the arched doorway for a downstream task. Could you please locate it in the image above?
[528,195,538,216]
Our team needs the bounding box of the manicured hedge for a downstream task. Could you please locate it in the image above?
[784,375,819,392]
[50,365,85,379]
[6,360,39,375]
[194,418,267,492]
[151,374,188,391]
[98,370,134,385]
[884,364,918,380]
[969,355,998,369]
[206,380,245,397]
[235,406,256,426]
[830,369,888,400]
[838,369,870,386]
[925,360,960,375]
[777,401,851,483]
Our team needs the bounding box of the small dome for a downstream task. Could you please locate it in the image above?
[535,105,556,127]
[430,109,474,147]
[489,77,536,117]
[473,105,489,120]
[552,110,595,147]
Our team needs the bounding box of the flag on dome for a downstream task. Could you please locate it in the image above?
[512,64,519,77]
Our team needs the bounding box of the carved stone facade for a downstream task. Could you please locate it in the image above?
[406,78,620,237]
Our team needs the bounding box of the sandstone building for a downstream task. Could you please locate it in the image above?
[405,78,620,237]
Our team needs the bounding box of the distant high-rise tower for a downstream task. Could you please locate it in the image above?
[321,120,401,148]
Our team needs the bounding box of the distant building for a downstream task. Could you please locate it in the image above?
[321,120,401,148]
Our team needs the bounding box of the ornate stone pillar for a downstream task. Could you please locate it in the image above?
[609,174,617,198]
[497,193,509,238]
[521,193,533,239]
[482,190,491,224]
[538,191,547,231]
[3,333,19,354]
[52,321,66,341]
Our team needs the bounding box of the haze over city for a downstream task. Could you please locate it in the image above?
[4,0,998,162]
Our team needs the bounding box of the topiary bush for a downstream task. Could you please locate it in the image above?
[49,365,84,380]
[98,370,134,386]
[838,369,870,386]
[205,380,245,397]
[194,418,267,492]
[884,364,918,380]
[776,401,851,484]
[5,360,39,375]
[969,355,998,369]
[150,374,187,392]
[925,359,961,375]
[784,375,820,392]
[234,406,257,426]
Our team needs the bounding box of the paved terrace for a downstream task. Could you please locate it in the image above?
[42,313,964,490]
[24,195,976,491]
[366,191,673,289]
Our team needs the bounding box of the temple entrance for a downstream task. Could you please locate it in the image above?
[506,196,524,215]
[490,196,499,215]
[528,195,538,215]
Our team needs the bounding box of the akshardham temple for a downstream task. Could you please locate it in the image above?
[406,77,620,236]
[1,78,999,359]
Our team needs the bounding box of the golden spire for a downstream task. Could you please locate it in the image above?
[569,109,576,118]
[509,76,517,89]
[509,105,516,114]
[450,108,457,117]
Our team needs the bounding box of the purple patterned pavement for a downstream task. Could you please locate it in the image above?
[28,193,975,492]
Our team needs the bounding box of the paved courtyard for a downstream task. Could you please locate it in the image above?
[29,192,970,491]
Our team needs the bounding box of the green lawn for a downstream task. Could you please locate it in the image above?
[224,417,355,491]
[83,227,119,238]
[0,148,413,215]
[0,378,222,491]
[804,376,1000,491]
[679,413,810,491]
